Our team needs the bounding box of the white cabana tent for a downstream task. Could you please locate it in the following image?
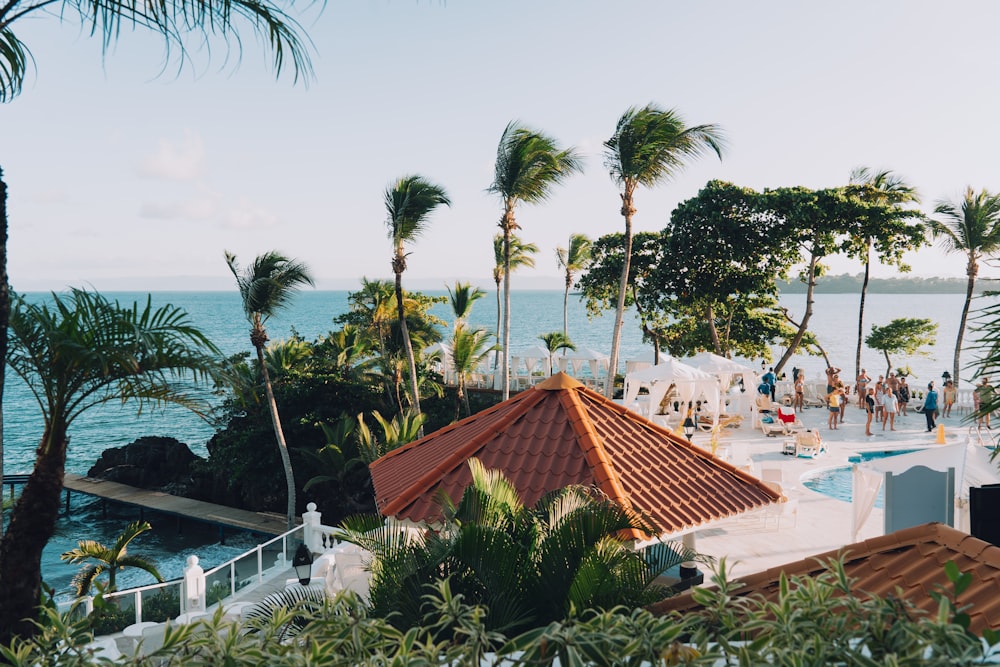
[510,344,555,377]
[625,349,658,374]
[850,443,977,541]
[556,347,610,379]
[686,352,755,390]
[423,342,454,384]
[623,358,720,417]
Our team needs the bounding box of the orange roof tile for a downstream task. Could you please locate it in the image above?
[648,522,1000,634]
[368,372,780,538]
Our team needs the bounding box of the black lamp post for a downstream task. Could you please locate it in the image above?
[683,414,696,441]
[292,543,314,586]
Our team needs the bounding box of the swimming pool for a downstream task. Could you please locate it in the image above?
[802,449,919,507]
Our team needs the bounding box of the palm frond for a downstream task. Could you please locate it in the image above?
[488,121,583,205]
[0,27,30,103]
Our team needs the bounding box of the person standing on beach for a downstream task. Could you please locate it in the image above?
[923,382,939,431]
[856,369,871,408]
[943,380,957,418]
[975,377,993,428]
[898,377,910,416]
[794,372,805,410]
[864,387,876,436]
[826,365,841,394]
[827,387,841,430]
[882,386,898,431]
[874,380,884,422]
[836,382,848,424]
[763,367,777,402]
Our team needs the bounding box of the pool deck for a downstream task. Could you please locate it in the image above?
[684,401,984,582]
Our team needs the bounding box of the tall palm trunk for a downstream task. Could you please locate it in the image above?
[955,256,978,386]
[0,420,67,644]
[494,277,502,373]
[855,242,871,381]
[254,338,296,531]
[394,271,423,426]
[501,206,515,400]
[774,254,819,374]
[607,189,636,398]
[562,273,571,343]
[0,168,8,514]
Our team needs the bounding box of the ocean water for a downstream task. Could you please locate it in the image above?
[3,288,994,595]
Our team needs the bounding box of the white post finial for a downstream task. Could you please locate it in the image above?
[302,502,323,552]
[183,554,206,613]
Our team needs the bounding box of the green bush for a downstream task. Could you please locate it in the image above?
[141,589,181,622]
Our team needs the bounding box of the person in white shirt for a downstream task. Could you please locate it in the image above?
[882,386,898,431]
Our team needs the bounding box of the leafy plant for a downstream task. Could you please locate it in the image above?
[60,521,162,596]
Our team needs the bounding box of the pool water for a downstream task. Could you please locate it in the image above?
[803,449,919,507]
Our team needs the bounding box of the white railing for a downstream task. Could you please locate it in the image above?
[64,504,344,636]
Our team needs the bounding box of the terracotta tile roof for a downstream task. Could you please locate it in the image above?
[648,522,1000,634]
[368,372,780,539]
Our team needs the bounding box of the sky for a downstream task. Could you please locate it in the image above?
[2,0,1000,291]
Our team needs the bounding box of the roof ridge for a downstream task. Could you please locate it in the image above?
[558,385,646,541]
[370,387,540,470]
[379,387,551,517]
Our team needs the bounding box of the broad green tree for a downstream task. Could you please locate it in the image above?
[491,233,537,373]
[865,318,938,378]
[60,520,162,596]
[226,251,314,530]
[603,104,725,396]
[929,187,1000,386]
[555,233,592,343]
[846,167,924,380]
[0,290,219,642]
[0,0,314,531]
[659,180,796,357]
[577,231,669,362]
[488,122,582,400]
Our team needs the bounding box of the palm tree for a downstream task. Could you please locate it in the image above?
[384,175,451,427]
[60,521,163,596]
[555,233,592,343]
[492,233,537,374]
[488,122,583,400]
[225,251,314,531]
[538,331,576,375]
[847,167,921,381]
[929,187,1000,386]
[340,458,698,635]
[603,104,725,397]
[446,281,486,330]
[450,324,497,417]
[0,0,313,532]
[0,289,219,643]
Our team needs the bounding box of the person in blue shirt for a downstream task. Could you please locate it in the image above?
[762,367,777,401]
[923,382,939,432]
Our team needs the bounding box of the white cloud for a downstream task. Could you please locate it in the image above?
[139,195,218,220]
[138,130,206,182]
[220,198,280,230]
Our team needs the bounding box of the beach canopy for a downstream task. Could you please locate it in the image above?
[368,372,779,540]
[556,347,610,378]
[686,352,755,388]
[623,358,721,415]
[511,344,556,375]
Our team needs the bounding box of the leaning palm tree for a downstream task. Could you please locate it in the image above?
[226,251,314,531]
[384,175,451,428]
[446,281,486,330]
[60,521,163,596]
[555,233,592,343]
[0,0,314,532]
[603,104,725,397]
[491,233,537,372]
[929,187,1000,386]
[847,167,921,381]
[538,331,576,375]
[450,325,497,417]
[0,290,219,643]
[488,122,583,400]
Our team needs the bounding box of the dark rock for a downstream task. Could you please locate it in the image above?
[88,436,204,493]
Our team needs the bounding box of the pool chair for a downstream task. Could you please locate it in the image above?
[794,430,825,458]
[777,405,805,433]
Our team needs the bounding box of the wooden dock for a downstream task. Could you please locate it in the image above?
[63,474,291,537]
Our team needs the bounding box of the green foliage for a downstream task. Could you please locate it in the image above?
[865,317,938,375]
[339,459,700,636]
[60,520,162,596]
